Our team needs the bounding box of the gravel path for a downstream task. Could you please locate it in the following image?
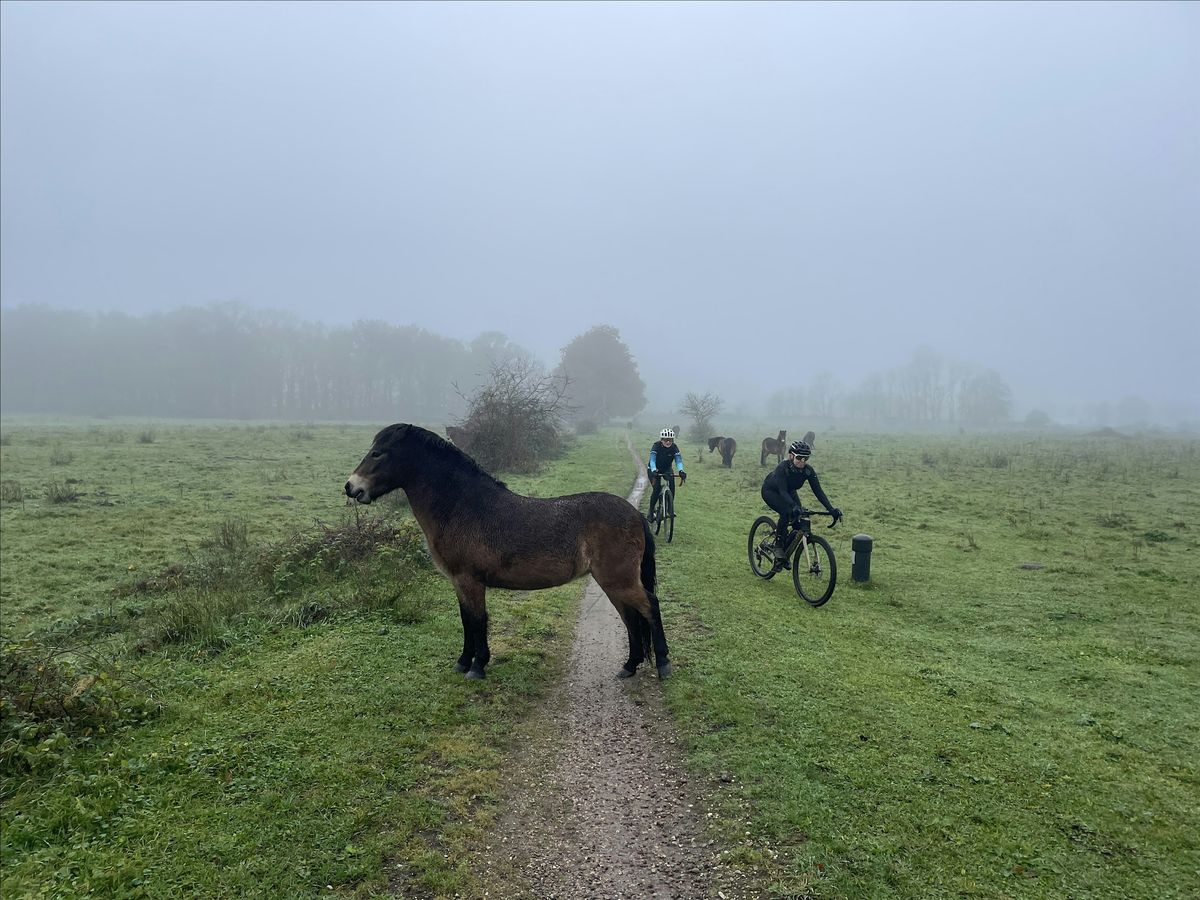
[470,439,753,899]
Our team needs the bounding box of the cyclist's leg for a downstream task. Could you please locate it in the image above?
[760,486,791,549]
[647,473,662,518]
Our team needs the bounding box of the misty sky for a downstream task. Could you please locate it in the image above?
[2,1,1197,418]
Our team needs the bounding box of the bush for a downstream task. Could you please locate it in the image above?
[137,430,156,444]
[0,639,159,780]
[209,517,249,555]
[49,445,74,466]
[453,359,571,473]
[139,517,430,649]
[45,482,79,504]
[0,481,23,505]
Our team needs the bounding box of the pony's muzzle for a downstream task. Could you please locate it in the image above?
[344,476,371,503]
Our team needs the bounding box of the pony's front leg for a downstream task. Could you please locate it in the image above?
[453,577,490,680]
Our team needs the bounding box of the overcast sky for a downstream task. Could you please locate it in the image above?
[2,0,1197,419]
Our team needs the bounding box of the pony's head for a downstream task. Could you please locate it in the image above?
[345,423,502,504]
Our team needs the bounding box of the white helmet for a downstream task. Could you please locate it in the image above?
[660,429,675,440]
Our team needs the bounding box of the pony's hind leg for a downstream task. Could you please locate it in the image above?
[646,589,672,678]
[617,604,648,678]
[602,584,671,679]
[452,576,490,679]
[455,601,476,674]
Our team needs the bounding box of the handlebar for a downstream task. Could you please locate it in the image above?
[793,508,840,527]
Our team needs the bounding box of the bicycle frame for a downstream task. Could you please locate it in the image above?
[648,471,679,542]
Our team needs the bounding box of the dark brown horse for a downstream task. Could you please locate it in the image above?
[761,430,786,466]
[707,435,737,468]
[345,424,670,680]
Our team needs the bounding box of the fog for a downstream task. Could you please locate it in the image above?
[2,1,1197,425]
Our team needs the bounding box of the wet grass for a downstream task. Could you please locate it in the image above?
[1,423,635,898]
[657,430,1200,898]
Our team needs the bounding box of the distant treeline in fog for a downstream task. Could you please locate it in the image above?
[0,304,534,421]
[766,348,1016,427]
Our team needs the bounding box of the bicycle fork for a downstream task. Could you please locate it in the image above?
[788,532,815,573]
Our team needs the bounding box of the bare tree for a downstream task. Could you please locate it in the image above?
[679,392,723,442]
[453,358,574,473]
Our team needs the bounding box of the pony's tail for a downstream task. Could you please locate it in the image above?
[640,516,658,663]
[640,515,657,596]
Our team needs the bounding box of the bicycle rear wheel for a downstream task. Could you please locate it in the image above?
[793,534,836,606]
[748,516,779,579]
[664,491,675,543]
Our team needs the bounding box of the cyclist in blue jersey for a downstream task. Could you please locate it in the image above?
[647,428,686,522]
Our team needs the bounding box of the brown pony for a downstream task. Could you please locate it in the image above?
[761,430,786,466]
[707,435,737,468]
[345,424,670,680]
[444,424,474,451]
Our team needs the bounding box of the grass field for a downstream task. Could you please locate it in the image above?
[1,422,635,898]
[655,429,1199,898]
[2,421,1198,898]
[1,421,382,636]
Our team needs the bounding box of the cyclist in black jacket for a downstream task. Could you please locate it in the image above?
[761,439,842,559]
[647,428,686,522]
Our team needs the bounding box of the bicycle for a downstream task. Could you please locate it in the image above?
[747,508,840,606]
[646,471,679,543]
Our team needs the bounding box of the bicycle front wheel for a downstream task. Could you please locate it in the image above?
[793,534,836,606]
[748,516,779,579]
[664,491,675,543]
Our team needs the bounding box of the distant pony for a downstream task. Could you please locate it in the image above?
[445,425,475,452]
[707,435,737,468]
[760,430,786,466]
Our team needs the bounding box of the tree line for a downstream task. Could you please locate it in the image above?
[0,304,529,421]
[0,305,650,425]
[767,347,1015,426]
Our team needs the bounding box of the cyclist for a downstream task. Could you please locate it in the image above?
[760,439,842,562]
[647,428,686,522]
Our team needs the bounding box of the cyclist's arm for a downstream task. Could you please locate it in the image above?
[672,447,685,474]
[808,471,835,512]
[648,448,658,473]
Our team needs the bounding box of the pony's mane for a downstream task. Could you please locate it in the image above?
[380,424,507,489]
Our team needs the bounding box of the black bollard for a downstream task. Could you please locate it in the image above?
[851,533,874,582]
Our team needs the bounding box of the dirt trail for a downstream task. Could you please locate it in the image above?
[470,439,751,899]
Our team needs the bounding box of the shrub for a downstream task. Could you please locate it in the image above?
[0,638,159,779]
[453,358,570,473]
[0,481,23,505]
[137,430,156,444]
[210,517,249,555]
[139,517,430,649]
[45,482,79,504]
[49,444,74,466]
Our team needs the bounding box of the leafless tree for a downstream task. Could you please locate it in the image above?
[679,391,723,442]
[453,358,575,473]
